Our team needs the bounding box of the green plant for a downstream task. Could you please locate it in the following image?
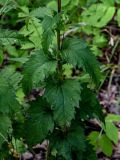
[88,114,120,157]
[0,0,105,159]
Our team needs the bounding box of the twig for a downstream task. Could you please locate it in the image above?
[108,69,115,97]
[110,37,120,61]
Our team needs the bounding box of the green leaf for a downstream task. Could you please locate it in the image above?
[19,18,42,49]
[0,0,16,14]
[44,79,81,126]
[104,114,120,144]
[101,0,115,6]
[16,0,29,6]
[42,16,55,50]
[0,67,21,114]
[11,137,26,153]
[93,33,107,48]
[47,0,71,9]
[30,7,51,18]
[0,77,20,114]
[16,88,25,104]
[88,132,113,157]
[97,6,115,27]
[62,0,70,6]
[79,85,103,120]
[42,14,60,50]
[67,124,85,152]
[50,124,85,160]
[0,29,22,46]
[0,67,22,90]
[0,49,4,64]
[88,131,100,148]
[61,38,101,86]
[9,57,28,63]
[116,9,120,27]
[18,6,29,18]
[105,114,120,122]
[25,98,54,145]
[99,134,113,157]
[23,50,57,93]
[0,115,12,148]
[63,64,73,78]
[47,1,57,11]
[81,4,115,28]
[82,142,97,160]
[105,122,118,144]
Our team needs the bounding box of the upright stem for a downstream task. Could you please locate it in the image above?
[57,0,61,50]
[56,0,62,78]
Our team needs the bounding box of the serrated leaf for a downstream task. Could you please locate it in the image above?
[0,29,22,46]
[61,38,101,86]
[0,0,16,14]
[82,142,97,160]
[42,14,60,50]
[28,18,43,49]
[79,85,103,120]
[30,7,51,18]
[44,79,81,126]
[0,80,20,114]
[0,67,22,90]
[0,115,12,148]
[67,125,85,152]
[19,18,42,49]
[9,57,28,63]
[23,50,57,93]
[0,66,21,114]
[25,98,54,145]
[42,16,55,50]
[50,124,85,160]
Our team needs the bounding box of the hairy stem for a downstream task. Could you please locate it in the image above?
[57,0,62,76]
